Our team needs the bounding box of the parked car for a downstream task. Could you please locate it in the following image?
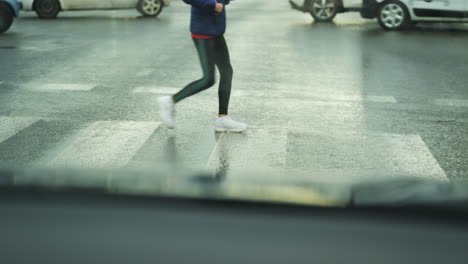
[0,0,20,33]
[20,0,170,19]
[289,0,362,22]
[361,0,468,30]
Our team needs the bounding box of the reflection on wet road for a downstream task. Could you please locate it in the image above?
[208,133,247,180]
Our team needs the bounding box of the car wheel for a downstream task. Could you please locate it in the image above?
[0,4,14,34]
[377,0,410,31]
[137,0,163,17]
[34,0,60,19]
[309,0,338,23]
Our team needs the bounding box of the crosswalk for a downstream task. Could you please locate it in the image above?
[284,130,447,182]
[0,117,40,144]
[23,83,97,92]
[132,86,179,94]
[434,99,468,107]
[0,80,464,183]
[130,85,468,107]
[1,81,467,107]
[0,115,448,183]
[132,86,397,103]
[47,121,161,168]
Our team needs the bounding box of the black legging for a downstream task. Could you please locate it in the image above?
[173,35,233,115]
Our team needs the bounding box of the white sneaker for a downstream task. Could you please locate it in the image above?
[215,117,248,133]
[158,96,175,128]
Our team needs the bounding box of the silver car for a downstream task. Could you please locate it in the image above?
[20,0,170,18]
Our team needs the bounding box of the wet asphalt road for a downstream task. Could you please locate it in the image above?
[0,0,468,185]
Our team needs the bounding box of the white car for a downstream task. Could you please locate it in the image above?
[361,0,468,30]
[289,0,362,22]
[21,0,170,19]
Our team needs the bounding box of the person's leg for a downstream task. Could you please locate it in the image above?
[172,38,216,103]
[213,35,233,117]
[213,36,248,133]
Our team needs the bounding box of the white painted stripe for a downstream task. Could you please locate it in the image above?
[291,129,447,182]
[27,83,96,91]
[20,46,50,52]
[136,69,155,77]
[365,96,397,103]
[434,99,468,107]
[386,134,447,180]
[0,117,40,144]
[231,90,281,98]
[232,89,396,103]
[133,86,179,94]
[48,121,161,168]
[309,95,397,103]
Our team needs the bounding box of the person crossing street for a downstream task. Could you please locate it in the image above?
[158,0,248,133]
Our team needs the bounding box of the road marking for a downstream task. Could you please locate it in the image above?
[364,96,397,103]
[434,99,468,107]
[385,133,447,179]
[306,94,397,103]
[0,117,40,144]
[47,121,161,168]
[232,90,282,98]
[19,46,44,52]
[26,83,96,91]
[136,69,155,77]
[287,130,447,182]
[133,86,179,94]
[134,85,396,104]
[232,89,396,103]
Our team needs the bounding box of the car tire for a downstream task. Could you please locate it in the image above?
[137,0,163,18]
[0,3,14,34]
[377,0,411,31]
[34,0,60,19]
[309,0,338,23]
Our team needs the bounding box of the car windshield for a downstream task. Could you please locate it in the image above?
[0,0,467,207]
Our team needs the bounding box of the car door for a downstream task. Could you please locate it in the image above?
[411,0,464,21]
[110,0,137,9]
[60,0,115,10]
[343,0,361,8]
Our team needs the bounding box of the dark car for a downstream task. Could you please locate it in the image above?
[0,0,20,33]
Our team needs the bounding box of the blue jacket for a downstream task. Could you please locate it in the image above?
[182,0,231,36]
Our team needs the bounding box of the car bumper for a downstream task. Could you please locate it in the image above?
[361,0,378,19]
